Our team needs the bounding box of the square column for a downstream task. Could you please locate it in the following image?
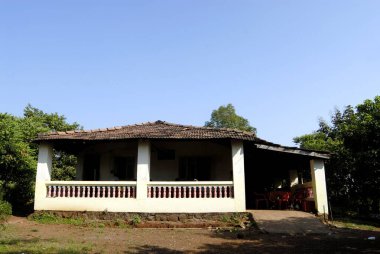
[136,139,151,199]
[34,143,53,210]
[310,159,329,215]
[231,140,246,211]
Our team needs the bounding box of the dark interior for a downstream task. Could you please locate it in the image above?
[244,143,311,209]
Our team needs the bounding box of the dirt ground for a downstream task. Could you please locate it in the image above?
[1,216,380,253]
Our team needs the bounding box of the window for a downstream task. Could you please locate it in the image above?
[178,157,211,181]
[113,156,135,180]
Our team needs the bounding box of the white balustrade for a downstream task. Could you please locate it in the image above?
[147,181,234,199]
[45,181,136,198]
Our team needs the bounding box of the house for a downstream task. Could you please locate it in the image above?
[34,121,330,214]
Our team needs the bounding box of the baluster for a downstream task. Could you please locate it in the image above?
[164,186,167,198]
[61,186,67,198]
[157,186,161,198]
[178,186,181,198]
[117,186,121,198]
[121,186,125,198]
[223,186,227,198]
[105,186,111,198]
[85,186,89,198]
[112,186,115,198]
[152,186,155,198]
[147,186,151,198]
[217,186,221,198]
[101,186,104,198]
[57,186,61,197]
[46,186,51,197]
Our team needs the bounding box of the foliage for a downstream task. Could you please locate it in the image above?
[0,200,12,223]
[0,105,80,213]
[131,214,141,226]
[205,104,256,133]
[294,96,380,216]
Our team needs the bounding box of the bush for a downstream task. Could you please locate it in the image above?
[0,200,12,222]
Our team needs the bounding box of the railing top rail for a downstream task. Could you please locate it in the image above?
[147,181,233,186]
[46,181,137,186]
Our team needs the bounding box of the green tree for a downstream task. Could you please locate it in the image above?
[294,96,380,216]
[0,105,80,212]
[205,104,256,133]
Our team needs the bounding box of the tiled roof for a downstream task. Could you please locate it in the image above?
[35,120,263,142]
[35,120,330,159]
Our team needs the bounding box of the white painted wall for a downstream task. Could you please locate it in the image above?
[289,170,299,187]
[310,159,329,215]
[231,140,246,212]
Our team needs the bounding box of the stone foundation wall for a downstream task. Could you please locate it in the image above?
[32,210,244,222]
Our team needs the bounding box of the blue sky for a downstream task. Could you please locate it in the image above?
[1,1,379,146]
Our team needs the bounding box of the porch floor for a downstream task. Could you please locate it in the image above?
[249,210,330,234]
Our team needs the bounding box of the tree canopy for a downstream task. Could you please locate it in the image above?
[0,105,80,212]
[205,104,256,133]
[294,96,380,216]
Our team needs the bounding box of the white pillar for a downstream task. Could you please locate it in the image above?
[34,143,53,210]
[310,159,329,215]
[231,140,246,211]
[136,139,150,199]
[289,170,299,187]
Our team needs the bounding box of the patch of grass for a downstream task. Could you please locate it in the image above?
[0,237,93,254]
[220,213,254,228]
[332,218,380,231]
[30,213,85,226]
[114,218,127,228]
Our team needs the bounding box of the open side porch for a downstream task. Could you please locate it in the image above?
[245,144,329,215]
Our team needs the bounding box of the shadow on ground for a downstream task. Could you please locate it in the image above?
[129,227,380,254]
